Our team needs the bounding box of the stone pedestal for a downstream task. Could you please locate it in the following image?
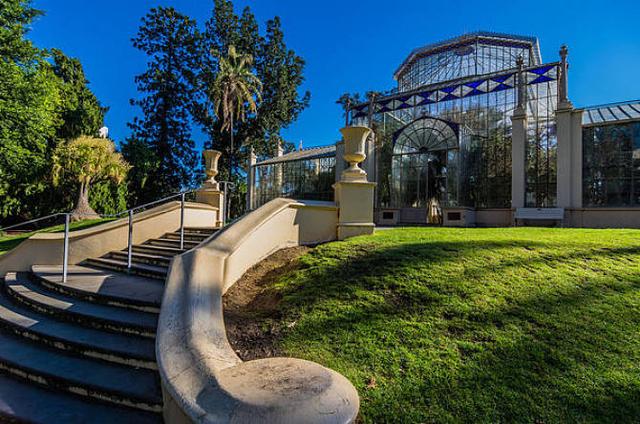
[196,187,224,227]
[334,181,376,240]
[333,126,376,240]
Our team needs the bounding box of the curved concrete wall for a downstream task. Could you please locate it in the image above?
[0,202,219,275]
[157,198,360,423]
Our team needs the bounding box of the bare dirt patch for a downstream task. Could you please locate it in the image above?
[223,246,310,361]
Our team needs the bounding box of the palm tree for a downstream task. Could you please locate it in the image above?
[211,45,262,179]
[336,93,361,127]
[52,136,131,221]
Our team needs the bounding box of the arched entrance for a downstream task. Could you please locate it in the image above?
[391,117,459,224]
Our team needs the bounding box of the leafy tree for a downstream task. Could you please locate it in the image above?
[0,0,42,64]
[52,136,130,221]
[0,0,61,221]
[125,6,200,204]
[50,49,107,141]
[119,136,158,207]
[0,1,122,224]
[45,49,127,215]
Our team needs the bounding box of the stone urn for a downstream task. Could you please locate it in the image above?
[203,150,221,189]
[340,126,371,182]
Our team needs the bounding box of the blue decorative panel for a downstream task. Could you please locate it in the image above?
[353,63,558,116]
[529,64,555,75]
[529,75,554,84]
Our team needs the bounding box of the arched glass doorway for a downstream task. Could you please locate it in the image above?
[391,117,459,223]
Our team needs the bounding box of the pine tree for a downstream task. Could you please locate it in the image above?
[125,6,200,204]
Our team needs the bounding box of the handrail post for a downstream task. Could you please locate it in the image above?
[62,213,70,283]
[180,192,186,250]
[127,209,133,271]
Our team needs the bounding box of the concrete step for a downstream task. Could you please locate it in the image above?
[0,287,155,369]
[0,373,161,424]
[146,237,199,250]
[107,251,172,268]
[4,273,157,338]
[182,226,220,235]
[0,332,162,412]
[132,243,185,257]
[163,232,211,243]
[83,257,167,281]
[31,265,163,314]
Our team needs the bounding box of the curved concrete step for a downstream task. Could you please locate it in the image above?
[183,226,220,235]
[5,273,157,338]
[0,288,155,369]
[107,251,172,268]
[146,238,199,250]
[0,374,161,424]
[132,244,185,257]
[32,265,163,313]
[163,232,211,242]
[0,332,162,412]
[83,258,167,281]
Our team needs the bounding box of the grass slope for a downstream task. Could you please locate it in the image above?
[0,218,113,255]
[270,227,640,423]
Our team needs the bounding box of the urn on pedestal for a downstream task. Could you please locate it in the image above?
[340,126,371,182]
[203,150,221,189]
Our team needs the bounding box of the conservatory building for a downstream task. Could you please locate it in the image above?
[248,31,640,228]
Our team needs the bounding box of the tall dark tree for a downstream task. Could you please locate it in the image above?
[196,1,310,216]
[251,16,310,154]
[124,6,200,204]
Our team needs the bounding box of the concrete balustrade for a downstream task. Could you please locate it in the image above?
[157,198,360,424]
[0,202,219,275]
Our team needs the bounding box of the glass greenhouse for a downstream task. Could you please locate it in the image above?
[249,31,640,228]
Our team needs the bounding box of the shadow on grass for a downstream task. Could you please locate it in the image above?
[274,237,640,422]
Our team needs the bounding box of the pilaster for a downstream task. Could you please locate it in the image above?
[511,55,528,211]
[511,109,528,210]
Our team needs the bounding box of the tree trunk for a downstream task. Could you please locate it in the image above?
[229,113,234,181]
[71,182,99,222]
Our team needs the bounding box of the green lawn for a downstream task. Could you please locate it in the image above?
[0,218,113,255]
[269,227,640,423]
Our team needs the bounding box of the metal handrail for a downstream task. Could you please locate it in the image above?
[0,183,234,282]
[0,213,67,233]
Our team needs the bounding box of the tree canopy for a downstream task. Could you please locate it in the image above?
[52,136,130,220]
[123,6,201,205]
[0,0,126,224]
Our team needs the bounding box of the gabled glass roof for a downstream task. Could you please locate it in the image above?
[394,31,541,89]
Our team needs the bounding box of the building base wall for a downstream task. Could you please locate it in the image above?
[374,207,640,228]
[565,208,640,228]
[475,209,512,227]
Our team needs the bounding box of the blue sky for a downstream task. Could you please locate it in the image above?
[29,0,640,149]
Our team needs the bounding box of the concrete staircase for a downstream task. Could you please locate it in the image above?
[0,227,218,423]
